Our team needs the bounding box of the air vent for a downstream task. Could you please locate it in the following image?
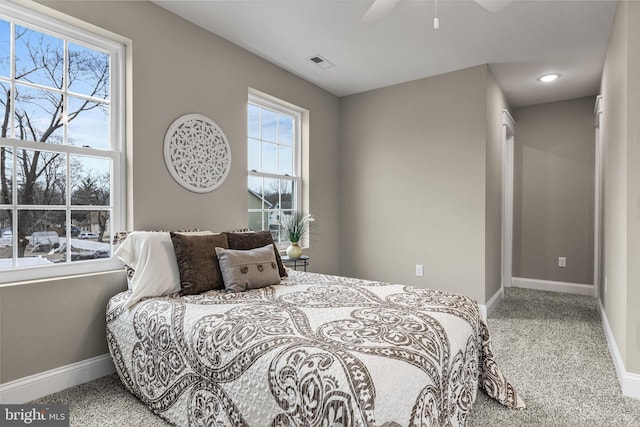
[307,54,335,69]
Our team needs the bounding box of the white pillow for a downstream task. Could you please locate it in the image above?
[115,231,181,308]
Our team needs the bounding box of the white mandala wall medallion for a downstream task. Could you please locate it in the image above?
[164,114,232,193]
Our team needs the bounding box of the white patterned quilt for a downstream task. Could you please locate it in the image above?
[107,270,525,426]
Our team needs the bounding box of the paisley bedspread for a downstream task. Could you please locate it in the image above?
[107,270,525,426]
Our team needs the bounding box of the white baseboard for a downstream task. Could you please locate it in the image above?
[0,353,115,404]
[478,287,503,321]
[512,277,594,296]
[598,299,640,399]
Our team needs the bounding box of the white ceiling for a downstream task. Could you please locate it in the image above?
[155,0,617,107]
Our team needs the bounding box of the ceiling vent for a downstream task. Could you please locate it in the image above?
[307,54,335,69]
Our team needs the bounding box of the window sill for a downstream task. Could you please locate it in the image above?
[0,259,124,287]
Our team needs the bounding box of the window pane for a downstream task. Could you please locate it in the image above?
[17,149,66,205]
[248,138,259,172]
[0,208,11,269]
[261,108,277,143]
[14,84,64,143]
[271,228,282,244]
[0,82,9,134]
[278,210,296,244]
[280,180,294,210]
[268,208,282,241]
[248,104,260,139]
[0,146,12,203]
[70,209,111,252]
[67,96,109,149]
[71,156,110,206]
[248,211,267,233]
[279,146,293,176]
[264,177,279,232]
[68,42,109,100]
[67,211,110,261]
[261,142,277,174]
[248,175,263,209]
[263,177,279,209]
[278,115,293,146]
[18,209,64,264]
[15,26,63,89]
[0,20,9,78]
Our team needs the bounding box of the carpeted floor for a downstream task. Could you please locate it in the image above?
[468,287,640,426]
[31,287,640,426]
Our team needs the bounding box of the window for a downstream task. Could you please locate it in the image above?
[0,4,125,283]
[247,93,302,245]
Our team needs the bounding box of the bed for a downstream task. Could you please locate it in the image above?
[106,231,525,427]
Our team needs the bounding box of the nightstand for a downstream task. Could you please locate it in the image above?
[281,255,309,272]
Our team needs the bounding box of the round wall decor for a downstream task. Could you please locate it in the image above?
[163,113,232,193]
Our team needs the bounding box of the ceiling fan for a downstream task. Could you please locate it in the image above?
[360,0,515,28]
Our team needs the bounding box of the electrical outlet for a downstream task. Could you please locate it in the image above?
[415,264,424,277]
[558,257,566,268]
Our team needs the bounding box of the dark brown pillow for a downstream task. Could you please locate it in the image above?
[170,232,229,294]
[225,230,287,277]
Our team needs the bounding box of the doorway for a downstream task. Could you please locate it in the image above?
[501,102,600,297]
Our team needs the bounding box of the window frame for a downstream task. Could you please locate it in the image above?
[247,92,303,248]
[0,2,126,284]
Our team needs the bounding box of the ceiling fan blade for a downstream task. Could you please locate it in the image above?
[473,0,515,13]
[359,0,402,26]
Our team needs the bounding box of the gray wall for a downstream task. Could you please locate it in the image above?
[339,65,503,303]
[512,97,595,285]
[0,272,125,381]
[600,0,640,375]
[1,0,341,384]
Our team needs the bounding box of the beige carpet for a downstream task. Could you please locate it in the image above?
[468,287,640,426]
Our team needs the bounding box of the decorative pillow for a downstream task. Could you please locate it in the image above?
[225,230,287,277]
[170,232,229,295]
[215,244,281,292]
[114,231,182,308]
[114,229,209,290]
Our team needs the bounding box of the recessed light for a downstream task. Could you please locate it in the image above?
[538,73,560,83]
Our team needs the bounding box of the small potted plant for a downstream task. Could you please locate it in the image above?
[279,212,314,259]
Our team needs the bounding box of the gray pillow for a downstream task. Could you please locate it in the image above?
[225,230,288,277]
[215,244,281,293]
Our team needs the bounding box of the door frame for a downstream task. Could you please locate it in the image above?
[593,96,603,299]
[502,110,516,293]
